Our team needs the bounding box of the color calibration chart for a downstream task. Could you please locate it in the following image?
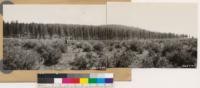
[37,73,114,88]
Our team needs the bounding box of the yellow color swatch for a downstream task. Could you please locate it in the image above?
[80,78,88,84]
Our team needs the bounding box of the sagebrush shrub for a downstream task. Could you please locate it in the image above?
[166,50,196,67]
[127,41,143,53]
[162,40,197,68]
[144,41,161,53]
[23,40,38,50]
[141,50,171,68]
[92,51,109,69]
[76,42,84,48]
[141,58,154,68]
[190,47,197,58]
[70,55,88,70]
[36,44,62,66]
[114,43,121,49]
[93,42,105,52]
[76,42,93,52]
[161,42,181,56]
[112,50,136,67]
[44,48,62,66]
[156,57,172,68]
[3,47,42,70]
[51,40,67,53]
[70,52,97,70]
[3,39,22,48]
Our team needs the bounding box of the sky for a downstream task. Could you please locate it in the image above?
[3,5,106,25]
[107,3,198,37]
[3,3,198,37]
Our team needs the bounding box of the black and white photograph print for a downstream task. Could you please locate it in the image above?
[107,3,197,68]
[3,5,107,70]
[3,3,198,70]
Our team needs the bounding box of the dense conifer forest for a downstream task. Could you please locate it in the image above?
[3,21,189,40]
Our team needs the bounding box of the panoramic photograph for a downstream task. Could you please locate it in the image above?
[3,3,197,70]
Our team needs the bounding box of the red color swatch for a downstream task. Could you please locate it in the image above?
[62,78,80,84]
